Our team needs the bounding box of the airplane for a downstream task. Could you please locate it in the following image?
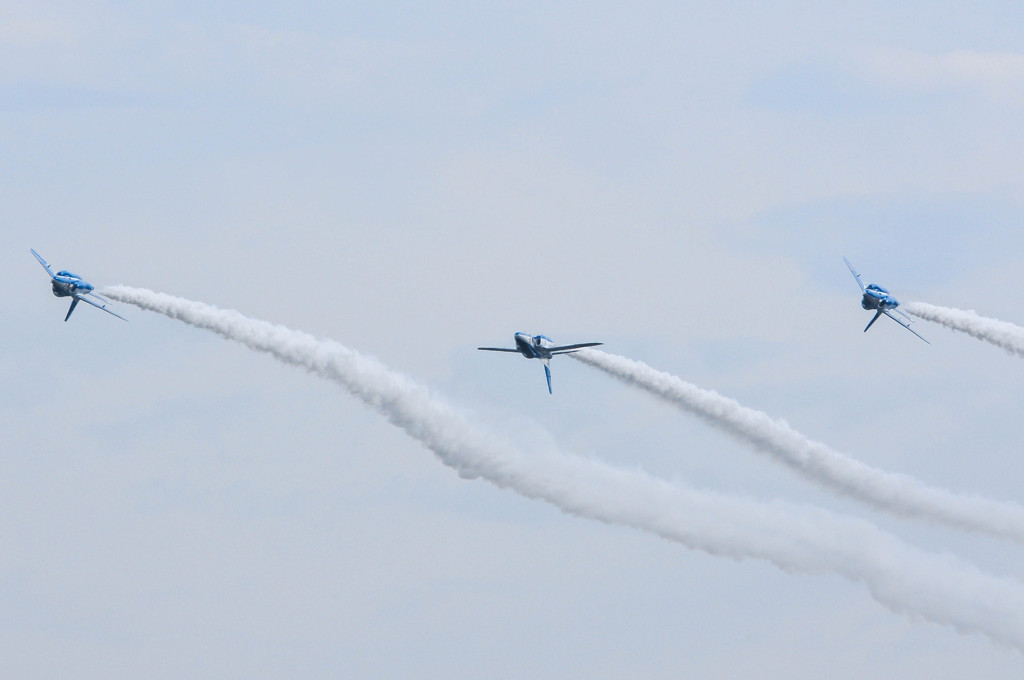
[843,256,927,344]
[30,249,127,322]
[478,332,602,394]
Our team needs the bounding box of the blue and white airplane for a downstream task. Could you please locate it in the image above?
[478,332,602,393]
[843,256,926,343]
[30,249,126,322]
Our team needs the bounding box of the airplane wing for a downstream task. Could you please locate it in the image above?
[883,310,929,344]
[74,293,128,321]
[477,347,520,352]
[30,249,55,277]
[549,342,603,354]
[890,308,914,324]
[843,256,866,293]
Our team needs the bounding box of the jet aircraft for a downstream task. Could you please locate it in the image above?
[843,256,926,343]
[478,332,602,393]
[30,249,127,322]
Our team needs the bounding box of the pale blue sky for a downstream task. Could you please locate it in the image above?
[4,1,1024,677]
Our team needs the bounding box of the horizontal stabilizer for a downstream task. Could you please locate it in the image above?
[890,308,914,325]
[550,342,603,354]
[883,309,929,344]
[74,294,128,321]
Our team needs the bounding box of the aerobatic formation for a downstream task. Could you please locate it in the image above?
[30,252,1024,656]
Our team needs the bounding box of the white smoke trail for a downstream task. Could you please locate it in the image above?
[573,350,1024,543]
[904,301,1024,358]
[105,285,1024,651]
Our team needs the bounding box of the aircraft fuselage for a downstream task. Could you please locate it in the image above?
[861,284,899,312]
[514,332,555,360]
[50,272,93,298]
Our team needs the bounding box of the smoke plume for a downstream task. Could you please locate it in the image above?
[572,349,1024,543]
[104,285,1024,651]
[904,301,1024,358]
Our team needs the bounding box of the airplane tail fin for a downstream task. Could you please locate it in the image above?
[864,309,883,332]
[543,360,552,394]
[64,297,80,322]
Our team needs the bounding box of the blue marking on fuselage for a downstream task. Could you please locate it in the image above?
[514,333,539,359]
[50,274,93,298]
[513,332,558,360]
[862,288,898,311]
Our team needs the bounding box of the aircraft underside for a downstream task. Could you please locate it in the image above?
[861,294,886,311]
